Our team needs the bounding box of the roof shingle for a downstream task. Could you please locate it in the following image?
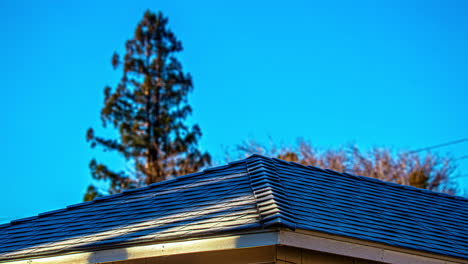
[1,154,467,261]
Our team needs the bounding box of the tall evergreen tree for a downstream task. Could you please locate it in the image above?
[85,11,210,201]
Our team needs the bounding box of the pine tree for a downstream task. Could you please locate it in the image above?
[85,11,211,201]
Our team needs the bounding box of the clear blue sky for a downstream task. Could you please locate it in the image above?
[1,0,467,223]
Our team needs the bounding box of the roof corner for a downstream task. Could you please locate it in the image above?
[244,155,296,231]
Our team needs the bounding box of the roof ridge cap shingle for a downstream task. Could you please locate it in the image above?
[1,159,248,228]
[256,154,467,202]
[244,155,296,230]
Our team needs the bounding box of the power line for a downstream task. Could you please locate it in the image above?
[457,155,468,161]
[408,138,468,154]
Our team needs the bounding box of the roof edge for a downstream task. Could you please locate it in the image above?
[250,154,467,201]
[0,158,248,228]
[280,229,468,264]
[0,231,279,264]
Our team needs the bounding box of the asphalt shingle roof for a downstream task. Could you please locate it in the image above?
[1,154,467,261]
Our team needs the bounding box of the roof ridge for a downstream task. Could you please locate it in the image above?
[244,155,296,230]
[3,154,464,229]
[250,154,467,202]
[1,159,248,228]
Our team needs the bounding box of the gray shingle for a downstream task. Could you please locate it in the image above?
[0,155,467,261]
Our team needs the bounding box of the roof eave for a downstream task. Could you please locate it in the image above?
[281,229,468,264]
[3,230,466,264]
[0,231,279,264]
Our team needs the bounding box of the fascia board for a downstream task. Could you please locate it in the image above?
[0,231,279,264]
[3,229,466,264]
[279,230,468,264]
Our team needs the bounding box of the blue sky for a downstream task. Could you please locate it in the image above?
[1,0,467,223]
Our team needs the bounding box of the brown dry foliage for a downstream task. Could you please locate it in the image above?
[234,139,458,194]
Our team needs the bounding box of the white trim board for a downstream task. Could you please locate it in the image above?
[280,230,468,264]
[0,232,278,264]
[1,230,466,264]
